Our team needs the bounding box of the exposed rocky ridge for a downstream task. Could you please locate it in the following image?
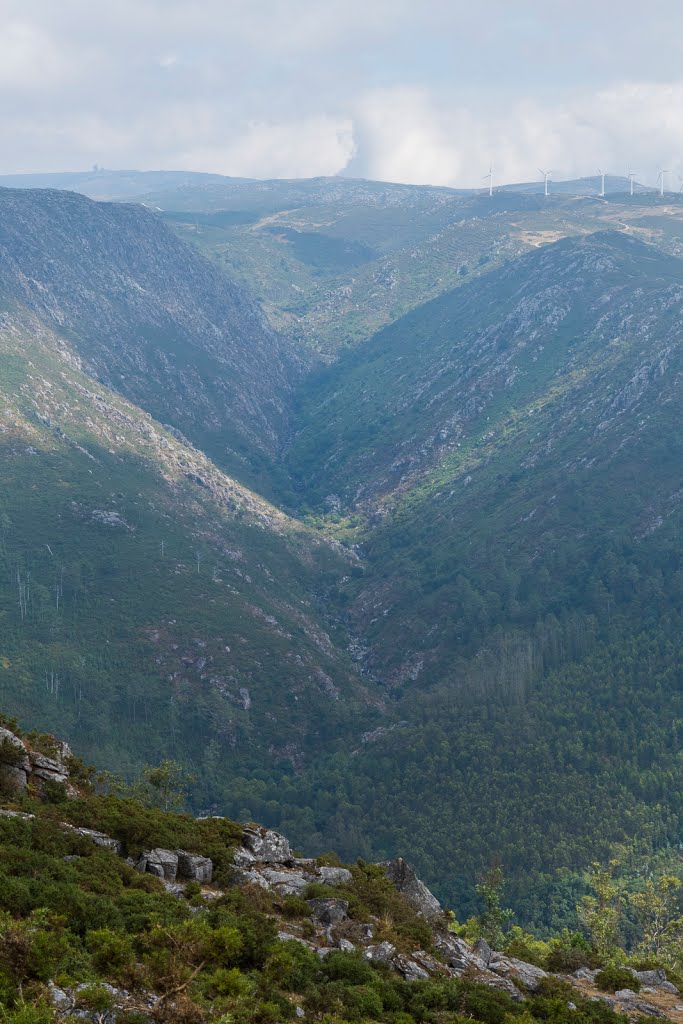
[0,186,304,485]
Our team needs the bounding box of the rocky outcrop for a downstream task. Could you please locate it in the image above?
[307,898,349,925]
[135,848,213,884]
[234,824,293,865]
[231,827,354,896]
[382,857,443,919]
[487,954,548,993]
[0,727,74,795]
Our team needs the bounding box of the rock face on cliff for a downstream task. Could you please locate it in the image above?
[0,727,74,795]
[0,186,303,484]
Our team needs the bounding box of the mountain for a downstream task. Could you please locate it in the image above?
[0,168,248,200]
[0,187,303,491]
[0,192,380,806]
[1,181,682,931]
[152,179,683,358]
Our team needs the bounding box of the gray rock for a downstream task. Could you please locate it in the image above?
[0,766,28,792]
[473,937,493,966]
[262,868,309,895]
[32,767,69,784]
[615,989,638,999]
[660,981,679,994]
[617,997,667,1018]
[393,954,430,981]
[49,982,74,1011]
[361,924,374,941]
[363,941,397,963]
[574,967,599,982]
[382,857,442,919]
[631,968,671,988]
[236,825,292,865]
[478,972,525,1002]
[30,751,65,774]
[295,1008,305,1018]
[0,728,30,770]
[338,938,355,952]
[567,1002,577,1010]
[233,867,271,889]
[163,881,187,897]
[412,950,453,977]
[142,848,179,881]
[277,931,313,948]
[177,850,213,883]
[318,866,352,886]
[72,827,123,855]
[489,955,547,993]
[306,898,349,925]
[433,932,486,971]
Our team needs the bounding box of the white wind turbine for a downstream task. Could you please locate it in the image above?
[597,168,606,197]
[538,168,551,197]
[657,168,670,196]
[483,161,494,197]
[627,170,636,196]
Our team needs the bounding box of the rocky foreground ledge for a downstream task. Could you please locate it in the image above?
[0,723,680,1020]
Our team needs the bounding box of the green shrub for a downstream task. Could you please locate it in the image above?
[75,983,115,1012]
[322,950,374,986]
[279,894,311,918]
[545,930,595,973]
[87,928,135,975]
[595,966,639,993]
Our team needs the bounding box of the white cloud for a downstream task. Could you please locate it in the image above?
[0,21,69,91]
[348,82,683,189]
[1,2,683,184]
[178,116,356,180]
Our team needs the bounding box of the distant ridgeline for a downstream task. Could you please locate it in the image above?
[0,178,681,928]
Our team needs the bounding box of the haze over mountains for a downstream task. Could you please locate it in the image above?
[0,172,681,925]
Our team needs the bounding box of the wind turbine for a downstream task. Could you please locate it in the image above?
[657,168,670,196]
[678,174,683,194]
[483,161,494,197]
[597,168,606,197]
[627,170,636,196]
[538,168,551,197]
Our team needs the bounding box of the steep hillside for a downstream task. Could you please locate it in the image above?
[0,313,377,797]
[264,231,683,914]
[0,187,302,492]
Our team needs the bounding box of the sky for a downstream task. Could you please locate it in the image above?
[2,0,683,188]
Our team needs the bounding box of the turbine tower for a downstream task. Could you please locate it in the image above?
[657,169,670,196]
[538,168,551,197]
[598,168,606,198]
[627,170,636,196]
[483,161,494,197]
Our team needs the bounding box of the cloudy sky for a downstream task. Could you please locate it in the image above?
[3,0,683,187]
